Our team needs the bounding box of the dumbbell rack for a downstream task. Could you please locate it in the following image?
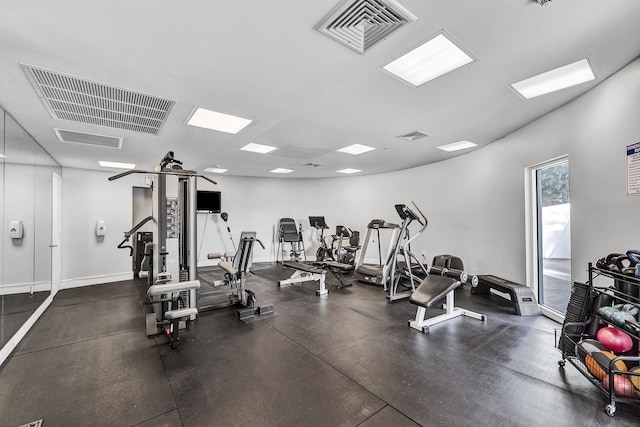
[557,263,640,416]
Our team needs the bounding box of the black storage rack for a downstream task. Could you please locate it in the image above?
[557,262,640,416]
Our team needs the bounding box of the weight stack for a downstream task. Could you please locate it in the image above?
[558,282,592,354]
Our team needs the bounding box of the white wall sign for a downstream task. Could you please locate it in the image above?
[627,141,640,195]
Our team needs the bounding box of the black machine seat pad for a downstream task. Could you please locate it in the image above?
[410,275,459,309]
[315,260,353,271]
[283,261,325,275]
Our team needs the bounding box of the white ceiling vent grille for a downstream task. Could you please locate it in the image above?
[54,129,123,149]
[22,64,175,135]
[315,0,416,54]
[397,130,430,141]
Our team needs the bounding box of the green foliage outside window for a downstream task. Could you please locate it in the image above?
[540,163,570,207]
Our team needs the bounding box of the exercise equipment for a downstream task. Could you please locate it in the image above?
[408,273,486,333]
[576,339,609,363]
[585,351,628,381]
[603,374,636,399]
[206,232,274,319]
[309,216,333,261]
[387,203,429,301]
[354,219,400,289]
[278,261,329,295]
[629,366,640,394]
[277,218,306,263]
[111,151,217,348]
[220,212,236,251]
[147,280,201,348]
[597,327,633,353]
[472,275,541,316]
[332,226,360,266]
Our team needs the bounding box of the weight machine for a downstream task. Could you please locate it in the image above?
[112,152,217,348]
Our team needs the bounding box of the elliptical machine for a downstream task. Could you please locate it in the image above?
[387,202,429,301]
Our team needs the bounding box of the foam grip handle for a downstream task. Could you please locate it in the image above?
[429,266,447,276]
[429,266,468,284]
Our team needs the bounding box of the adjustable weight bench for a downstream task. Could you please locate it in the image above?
[279,261,328,295]
[313,260,353,289]
[147,280,201,348]
[408,275,486,333]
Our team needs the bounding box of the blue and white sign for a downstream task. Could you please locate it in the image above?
[627,141,640,195]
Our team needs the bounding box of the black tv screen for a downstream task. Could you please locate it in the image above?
[197,191,221,213]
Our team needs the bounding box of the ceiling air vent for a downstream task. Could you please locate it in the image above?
[397,130,429,141]
[22,64,175,135]
[315,0,416,54]
[54,129,123,149]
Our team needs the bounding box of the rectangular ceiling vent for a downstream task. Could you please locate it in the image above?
[315,0,416,54]
[54,128,123,149]
[22,64,175,135]
[397,130,429,141]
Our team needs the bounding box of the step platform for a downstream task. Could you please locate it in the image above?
[472,275,540,316]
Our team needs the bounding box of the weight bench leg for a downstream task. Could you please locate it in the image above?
[409,292,486,333]
[316,274,328,296]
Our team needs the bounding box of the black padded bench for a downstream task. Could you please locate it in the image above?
[279,261,328,295]
[472,275,540,316]
[313,260,353,289]
[408,275,486,333]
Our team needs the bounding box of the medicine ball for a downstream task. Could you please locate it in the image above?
[585,351,628,380]
[575,339,609,363]
[629,366,640,395]
[603,373,636,398]
[597,327,634,353]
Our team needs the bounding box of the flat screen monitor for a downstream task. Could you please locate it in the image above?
[197,190,221,213]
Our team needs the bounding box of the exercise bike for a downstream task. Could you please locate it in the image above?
[309,216,334,261]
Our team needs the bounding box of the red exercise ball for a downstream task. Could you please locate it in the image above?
[603,373,636,398]
[597,326,633,353]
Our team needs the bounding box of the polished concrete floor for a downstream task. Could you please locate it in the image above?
[0,263,639,426]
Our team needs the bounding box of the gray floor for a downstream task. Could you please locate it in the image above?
[1,263,639,426]
[542,258,572,313]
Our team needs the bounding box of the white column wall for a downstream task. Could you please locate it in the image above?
[61,57,640,287]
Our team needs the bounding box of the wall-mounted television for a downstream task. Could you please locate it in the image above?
[196,190,221,213]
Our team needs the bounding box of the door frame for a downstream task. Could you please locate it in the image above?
[51,171,61,295]
[525,155,569,323]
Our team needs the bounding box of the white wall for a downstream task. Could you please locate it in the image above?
[61,168,142,287]
[61,57,640,287]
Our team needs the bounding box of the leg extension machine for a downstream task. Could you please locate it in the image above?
[147,280,201,348]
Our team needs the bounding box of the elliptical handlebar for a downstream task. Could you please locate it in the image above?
[410,201,428,230]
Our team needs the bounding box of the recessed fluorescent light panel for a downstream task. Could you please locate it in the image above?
[240,143,278,154]
[436,140,477,152]
[337,144,375,155]
[0,153,6,158]
[186,107,252,134]
[337,168,362,174]
[204,167,228,174]
[382,33,475,87]
[270,168,294,174]
[98,160,136,169]
[511,58,596,99]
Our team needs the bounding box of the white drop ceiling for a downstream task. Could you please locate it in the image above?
[0,0,639,178]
